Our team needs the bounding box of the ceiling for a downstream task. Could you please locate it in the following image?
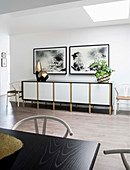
[0,0,130,35]
[0,0,81,15]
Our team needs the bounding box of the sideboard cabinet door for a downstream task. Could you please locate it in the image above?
[55,83,70,102]
[23,82,37,100]
[91,84,110,105]
[39,83,53,101]
[72,84,89,104]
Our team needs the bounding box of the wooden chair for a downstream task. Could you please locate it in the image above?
[12,115,73,138]
[6,81,22,107]
[104,149,130,170]
[114,83,130,115]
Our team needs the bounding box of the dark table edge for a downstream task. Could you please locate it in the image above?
[89,143,100,170]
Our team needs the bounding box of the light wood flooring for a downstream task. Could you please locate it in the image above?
[0,96,130,170]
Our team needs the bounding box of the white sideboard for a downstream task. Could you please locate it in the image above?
[22,80,113,115]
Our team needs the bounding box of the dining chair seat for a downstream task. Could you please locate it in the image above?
[116,96,130,100]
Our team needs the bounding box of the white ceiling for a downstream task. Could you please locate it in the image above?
[0,0,130,35]
[0,0,81,14]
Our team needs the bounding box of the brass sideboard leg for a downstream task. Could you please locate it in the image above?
[37,101,39,109]
[22,82,24,108]
[37,82,39,109]
[89,105,91,114]
[22,100,24,107]
[109,84,112,115]
[70,103,72,112]
[53,83,55,110]
[53,102,55,110]
[70,83,72,112]
[109,106,112,115]
[89,84,91,114]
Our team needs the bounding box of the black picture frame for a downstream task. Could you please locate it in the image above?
[69,44,109,75]
[33,47,67,75]
[1,52,6,58]
[1,58,7,67]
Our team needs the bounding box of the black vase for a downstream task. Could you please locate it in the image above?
[37,71,48,82]
[36,71,39,81]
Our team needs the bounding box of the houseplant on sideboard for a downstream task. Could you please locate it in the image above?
[90,60,115,83]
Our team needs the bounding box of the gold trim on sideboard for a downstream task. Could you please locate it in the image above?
[53,83,55,110]
[109,84,112,115]
[37,82,39,109]
[22,82,24,107]
[89,84,91,114]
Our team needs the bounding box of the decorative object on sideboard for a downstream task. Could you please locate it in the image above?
[33,46,67,75]
[35,61,42,80]
[69,44,109,75]
[37,71,49,82]
[90,60,115,83]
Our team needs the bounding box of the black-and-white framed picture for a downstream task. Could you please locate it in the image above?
[33,47,67,75]
[1,52,6,58]
[1,58,7,67]
[69,44,109,75]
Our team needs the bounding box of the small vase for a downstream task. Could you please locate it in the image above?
[38,71,48,82]
[36,71,39,81]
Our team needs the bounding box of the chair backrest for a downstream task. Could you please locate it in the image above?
[12,115,73,138]
[10,81,21,91]
[115,84,130,97]
[104,149,130,170]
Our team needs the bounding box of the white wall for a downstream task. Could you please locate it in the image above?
[10,24,130,109]
[0,33,10,95]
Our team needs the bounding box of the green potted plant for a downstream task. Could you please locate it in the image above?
[90,60,115,83]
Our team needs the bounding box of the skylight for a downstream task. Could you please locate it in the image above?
[83,0,129,22]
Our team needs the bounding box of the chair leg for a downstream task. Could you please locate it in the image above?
[117,100,119,111]
[114,98,117,115]
[17,97,19,107]
[17,93,20,107]
[6,93,8,106]
[15,95,17,105]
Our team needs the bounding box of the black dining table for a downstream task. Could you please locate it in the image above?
[0,128,100,170]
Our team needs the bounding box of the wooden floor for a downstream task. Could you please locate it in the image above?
[0,95,130,170]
